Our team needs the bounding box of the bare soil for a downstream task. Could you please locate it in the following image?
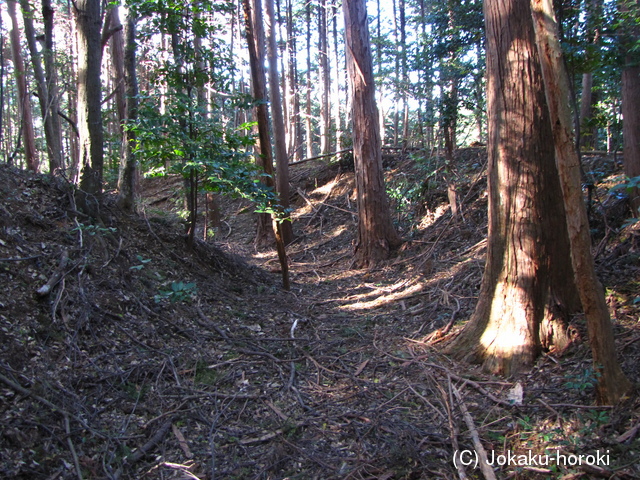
[0,149,638,480]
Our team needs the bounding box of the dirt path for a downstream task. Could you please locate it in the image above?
[0,156,638,479]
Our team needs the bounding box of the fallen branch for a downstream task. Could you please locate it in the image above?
[0,255,41,262]
[616,420,640,443]
[451,380,498,480]
[36,250,69,297]
[238,421,306,445]
[125,419,174,465]
[424,297,461,343]
[0,366,106,438]
[64,414,84,480]
[435,379,467,480]
[289,148,352,166]
[195,307,282,363]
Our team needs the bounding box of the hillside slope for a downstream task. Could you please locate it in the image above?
[1,153,639,480]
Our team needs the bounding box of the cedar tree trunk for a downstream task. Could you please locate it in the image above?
[531,0,631,404]
[343,0,402,268]
[445,0,579,376]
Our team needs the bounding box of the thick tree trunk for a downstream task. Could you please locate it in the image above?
[445,0,578,376]
[531,0,631,404]
[76,0,104,201]
[265,0,294,245]
[622,65,640,213]
[621,0,640,213]
[343,0,402,268]
[116,14,138,212]
[7,0,38,172]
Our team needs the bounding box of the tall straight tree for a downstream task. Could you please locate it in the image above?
[265,0,294,245]
[318,0,331,155]
[243,0,290,288]
[107,6,126,130]
[19,0,63,173]
[446,0,581,375]
[42,0,64,170]
[75,0,104,200]
[579,0,603,150]
[531,0,631,404]
[620,0,640,213]
[7,0,38,172]
[116,12,138,211]
[305,2,313,159]
[343,0,402,267]
[331,1,343,151]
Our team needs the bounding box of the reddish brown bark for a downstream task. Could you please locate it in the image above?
[531,0,631,404]
[445,0,578,376]
[343,0,402,268]
[8,0,38,172]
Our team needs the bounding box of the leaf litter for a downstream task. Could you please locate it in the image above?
[0,150,638,479]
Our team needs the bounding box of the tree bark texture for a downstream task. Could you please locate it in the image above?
[265,0,294,245]
[531,0,631,404]
[621,0,640,213]
[343,0,402,268]
[331,3,343,152]
[19,0,63,173]
[116,14,138,212]
[243,0,290,289]
[305,3,313,159]
[42,0,64,170]
[108,6,126,130]
[76,0,104,199]
[8,0,39,172]
[318,0,331,155]
[445,0,579,376]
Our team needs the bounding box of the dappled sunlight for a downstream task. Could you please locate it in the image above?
[339,280,424,311]
[417,203,451,231]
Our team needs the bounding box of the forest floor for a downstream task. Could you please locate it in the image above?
[0,148,639,480]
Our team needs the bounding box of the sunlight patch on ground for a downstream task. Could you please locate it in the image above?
[339,281,425,311]
[418,203,451,231]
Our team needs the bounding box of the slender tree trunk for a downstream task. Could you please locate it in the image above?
[243,0,290,289]
[0,15,4,160]
[305,2,313,159]
[392,0,399,147]
[7,0,38,172]
[400,0,409,146]
[116,13,138,211]
[331,2,343,151]
[19,0,63,173]
[531,0,631,404]
[318,0,331,155]
[265,0,294,245]
[376,0,385,145]
[66,1,80,181]
[579,0,602,151]
[285,0,302,162]
[343,0,402,268]
[43,0,65,171]
[75,0,104,201]
[108,7,126,130]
